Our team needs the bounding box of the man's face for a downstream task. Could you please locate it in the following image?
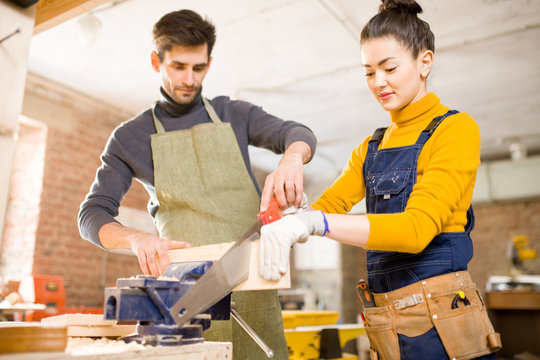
[151,44,212,105]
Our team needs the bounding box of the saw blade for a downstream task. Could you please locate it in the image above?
[169,224,260,327]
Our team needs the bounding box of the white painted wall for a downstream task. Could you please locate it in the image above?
[474,155,540,203]
[0,2,36,245]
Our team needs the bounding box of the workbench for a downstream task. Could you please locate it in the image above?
[0,338,232,360]
[486,288,540,358]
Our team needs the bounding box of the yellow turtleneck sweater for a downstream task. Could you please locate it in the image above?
[312,93,481,253]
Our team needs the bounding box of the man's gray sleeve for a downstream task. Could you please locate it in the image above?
[245,103,317,158]
[78,131,133,248]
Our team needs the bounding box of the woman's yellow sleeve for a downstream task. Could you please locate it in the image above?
[311,137,370,214]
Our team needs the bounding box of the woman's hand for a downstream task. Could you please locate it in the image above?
[259,211,326,280]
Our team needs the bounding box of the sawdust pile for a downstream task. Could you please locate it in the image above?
[65,337,146,356]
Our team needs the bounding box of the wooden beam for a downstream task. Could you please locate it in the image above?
[34,0,110,35]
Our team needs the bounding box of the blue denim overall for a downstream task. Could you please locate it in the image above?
[363,111,496,360]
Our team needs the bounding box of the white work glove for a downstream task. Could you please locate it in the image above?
[259,210,328,281]
[281,192,311,216]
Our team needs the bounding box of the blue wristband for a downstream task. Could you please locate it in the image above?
[321,211,330,236]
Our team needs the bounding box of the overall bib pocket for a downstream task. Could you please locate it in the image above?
[373,169,411,197]
[371,169,412,213]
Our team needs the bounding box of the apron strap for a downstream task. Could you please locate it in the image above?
[152,97,222,133]
[202,97,222,124]
[152,103,166,134]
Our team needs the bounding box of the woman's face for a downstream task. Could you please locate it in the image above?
[361,36,432,112]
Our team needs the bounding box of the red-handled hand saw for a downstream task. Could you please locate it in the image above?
[169,198,282,328]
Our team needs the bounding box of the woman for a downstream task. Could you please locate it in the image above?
[259,0,501,359]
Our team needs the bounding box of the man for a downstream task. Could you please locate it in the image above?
[78,9,316,360]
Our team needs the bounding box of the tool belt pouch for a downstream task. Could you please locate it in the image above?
[430,287,502,360]
[364,272,502,360]
[364,306,400,360]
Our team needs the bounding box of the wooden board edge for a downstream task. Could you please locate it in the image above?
[41,314,115,326]
[167,240,291,291]
[67,325,137,337]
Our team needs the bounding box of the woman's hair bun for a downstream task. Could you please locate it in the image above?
[362,0,433,57]
[379,0,423,16]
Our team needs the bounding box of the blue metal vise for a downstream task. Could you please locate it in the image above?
[104,261,231,346]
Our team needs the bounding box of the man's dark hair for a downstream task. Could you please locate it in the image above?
[360,0,434,58]
[153,9,216,61]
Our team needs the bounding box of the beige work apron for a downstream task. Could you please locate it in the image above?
[150,98,288,359]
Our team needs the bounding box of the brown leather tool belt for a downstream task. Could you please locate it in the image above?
[364,271,502,360]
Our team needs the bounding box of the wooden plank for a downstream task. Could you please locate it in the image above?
[66,325,136,337]
[41,314,114,326]
[34,0,110,34]
[168,239,291,291]
[41,314,136,337]
[169,242,235,262]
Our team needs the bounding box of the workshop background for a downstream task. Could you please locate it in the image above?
[1,0,539,358]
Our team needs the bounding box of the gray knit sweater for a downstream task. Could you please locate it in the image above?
[78,91,317,248]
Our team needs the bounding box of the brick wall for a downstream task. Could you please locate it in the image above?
[1,119,46,281]
[6,74,149,307]
[33,107,146,306]
[469,199,540,289]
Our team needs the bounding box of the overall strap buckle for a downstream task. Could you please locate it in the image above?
[393,293,424,310]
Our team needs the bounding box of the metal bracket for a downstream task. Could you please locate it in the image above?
[393,293,424,310]
[230,306,274,358]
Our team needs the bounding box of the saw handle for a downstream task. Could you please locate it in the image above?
[357,279,376,308]
[257,198,282,225]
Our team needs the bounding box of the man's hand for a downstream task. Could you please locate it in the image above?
[259,211,326,280]
[99,222,191,277]
[127,232,191,276]
[260,141,311,211]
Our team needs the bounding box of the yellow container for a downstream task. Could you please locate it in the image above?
[281,310,340,329]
